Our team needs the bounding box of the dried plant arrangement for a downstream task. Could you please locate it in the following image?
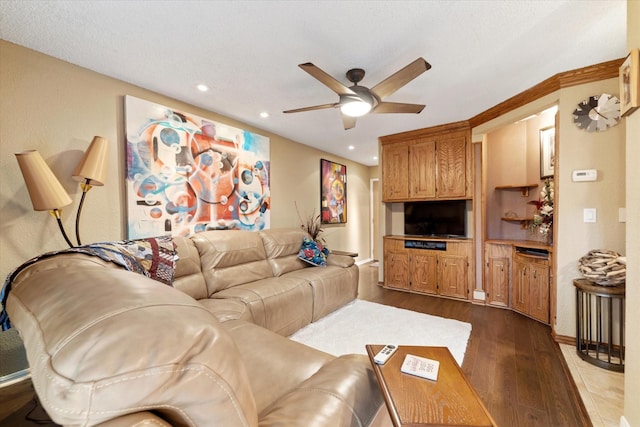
[295,202,325,244]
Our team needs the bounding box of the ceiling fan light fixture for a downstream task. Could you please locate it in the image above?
[340,96,372,117]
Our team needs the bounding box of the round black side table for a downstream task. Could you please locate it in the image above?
[574,279,625,372]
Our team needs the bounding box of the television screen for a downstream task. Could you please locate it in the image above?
[404,200,467,237]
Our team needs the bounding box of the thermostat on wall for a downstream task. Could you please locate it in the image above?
[572,169,597,182]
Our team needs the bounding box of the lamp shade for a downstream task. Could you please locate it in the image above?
[72,136,108,185]
[15,150,73,211]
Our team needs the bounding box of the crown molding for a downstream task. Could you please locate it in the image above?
[379,120,471,144]
[469,58,624,129]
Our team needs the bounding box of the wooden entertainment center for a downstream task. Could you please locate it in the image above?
[380,120,553,325]
[380,121,475,303]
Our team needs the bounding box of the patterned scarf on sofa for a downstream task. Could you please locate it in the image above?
[0,236,178,331]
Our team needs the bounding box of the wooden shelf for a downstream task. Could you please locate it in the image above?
[495,184,539,197]
[501,216,534,222]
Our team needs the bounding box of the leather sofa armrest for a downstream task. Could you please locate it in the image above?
[95,411,171,426]
[326,254,355,268]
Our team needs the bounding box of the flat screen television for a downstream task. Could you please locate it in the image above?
[404,200,467,237]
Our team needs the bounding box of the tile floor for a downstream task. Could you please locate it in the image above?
[560,344,624,427]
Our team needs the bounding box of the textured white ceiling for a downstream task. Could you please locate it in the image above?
[0,0,627,166]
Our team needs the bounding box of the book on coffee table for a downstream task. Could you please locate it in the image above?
[400,354,440,381]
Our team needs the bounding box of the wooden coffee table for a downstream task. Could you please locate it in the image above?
[366,345,496,427]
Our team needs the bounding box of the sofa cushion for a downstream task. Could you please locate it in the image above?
[222,320,334,413]
[223,320,387,427]
[297,236,330,266]
[198,297,253,323]
[259,229,310,276]
[7,264,258,427]
[213,276,313,336]
[173,236,208,300]
[285,264,359,321]
[258,355,385,427]
[192,230,273,294]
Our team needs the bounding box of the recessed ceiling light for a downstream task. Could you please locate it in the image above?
[373,156,378,161]
[260,112,269,118]
[348,145,355,150]
[196,84,209,92]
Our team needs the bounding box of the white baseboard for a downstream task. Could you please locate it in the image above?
[620,415,630,427]
[0,368,30,388]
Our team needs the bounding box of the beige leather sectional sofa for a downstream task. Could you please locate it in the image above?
[6,228,392,427]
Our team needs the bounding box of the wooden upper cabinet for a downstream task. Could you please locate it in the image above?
[436,136,466,198]
[381,142,409,201]
[380,121,471,202]
[409,139,436,198]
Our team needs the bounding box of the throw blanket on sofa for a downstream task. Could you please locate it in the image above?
[0,236,177,331]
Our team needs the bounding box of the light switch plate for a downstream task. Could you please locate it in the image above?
[619,208,626,223]
[584,208,597,223]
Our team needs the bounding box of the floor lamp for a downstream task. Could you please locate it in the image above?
[15,137,108,248]
[72,136,108,245]
[15,150,75,247]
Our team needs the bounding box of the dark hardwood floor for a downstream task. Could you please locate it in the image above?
[0,263,590,426]
[358,263,591,427]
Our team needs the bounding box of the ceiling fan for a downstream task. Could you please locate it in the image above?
[283,58,431,130]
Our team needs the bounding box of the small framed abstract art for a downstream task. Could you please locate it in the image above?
[320,159,347,224]
[539,126,555,179]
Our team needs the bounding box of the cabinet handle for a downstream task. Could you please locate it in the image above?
[533,270,537,279]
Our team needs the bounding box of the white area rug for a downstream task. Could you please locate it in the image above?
[290,300,472,366]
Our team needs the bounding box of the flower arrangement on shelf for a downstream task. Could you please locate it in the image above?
[295,202,326,245]
[528,178,554,238]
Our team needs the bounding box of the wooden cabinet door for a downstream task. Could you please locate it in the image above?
[409,139,436,199]
[385,250,410,290]
[381,143,409,201]
[512,260,530,315]
[436,136,466,198]
[529,264,550,323]
[437,254,467,299]
[410,251,437,294]
[484,243,512,307]
[487,257,510,307]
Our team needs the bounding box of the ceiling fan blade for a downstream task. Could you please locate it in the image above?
[372,102,425,114]
[342,113,357,130]
[299,63,357,96]
[283,102,339,114]
[370,58,431,99]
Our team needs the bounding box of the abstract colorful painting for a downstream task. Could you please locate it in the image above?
[320,159,347,224]
[125,96,270,238]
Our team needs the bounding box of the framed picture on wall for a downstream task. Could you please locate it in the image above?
[620,48,639,117]
[539,126,555,179]
[320,159,347,224]
[124,96,271,238]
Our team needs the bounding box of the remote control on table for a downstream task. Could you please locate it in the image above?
[374,344,398,365]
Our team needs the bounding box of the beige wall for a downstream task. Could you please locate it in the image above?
[624,1,639,426]
[555,78,626,339]
[0,40,373,286]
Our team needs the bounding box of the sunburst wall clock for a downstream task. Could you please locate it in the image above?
[572,93,620,132]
